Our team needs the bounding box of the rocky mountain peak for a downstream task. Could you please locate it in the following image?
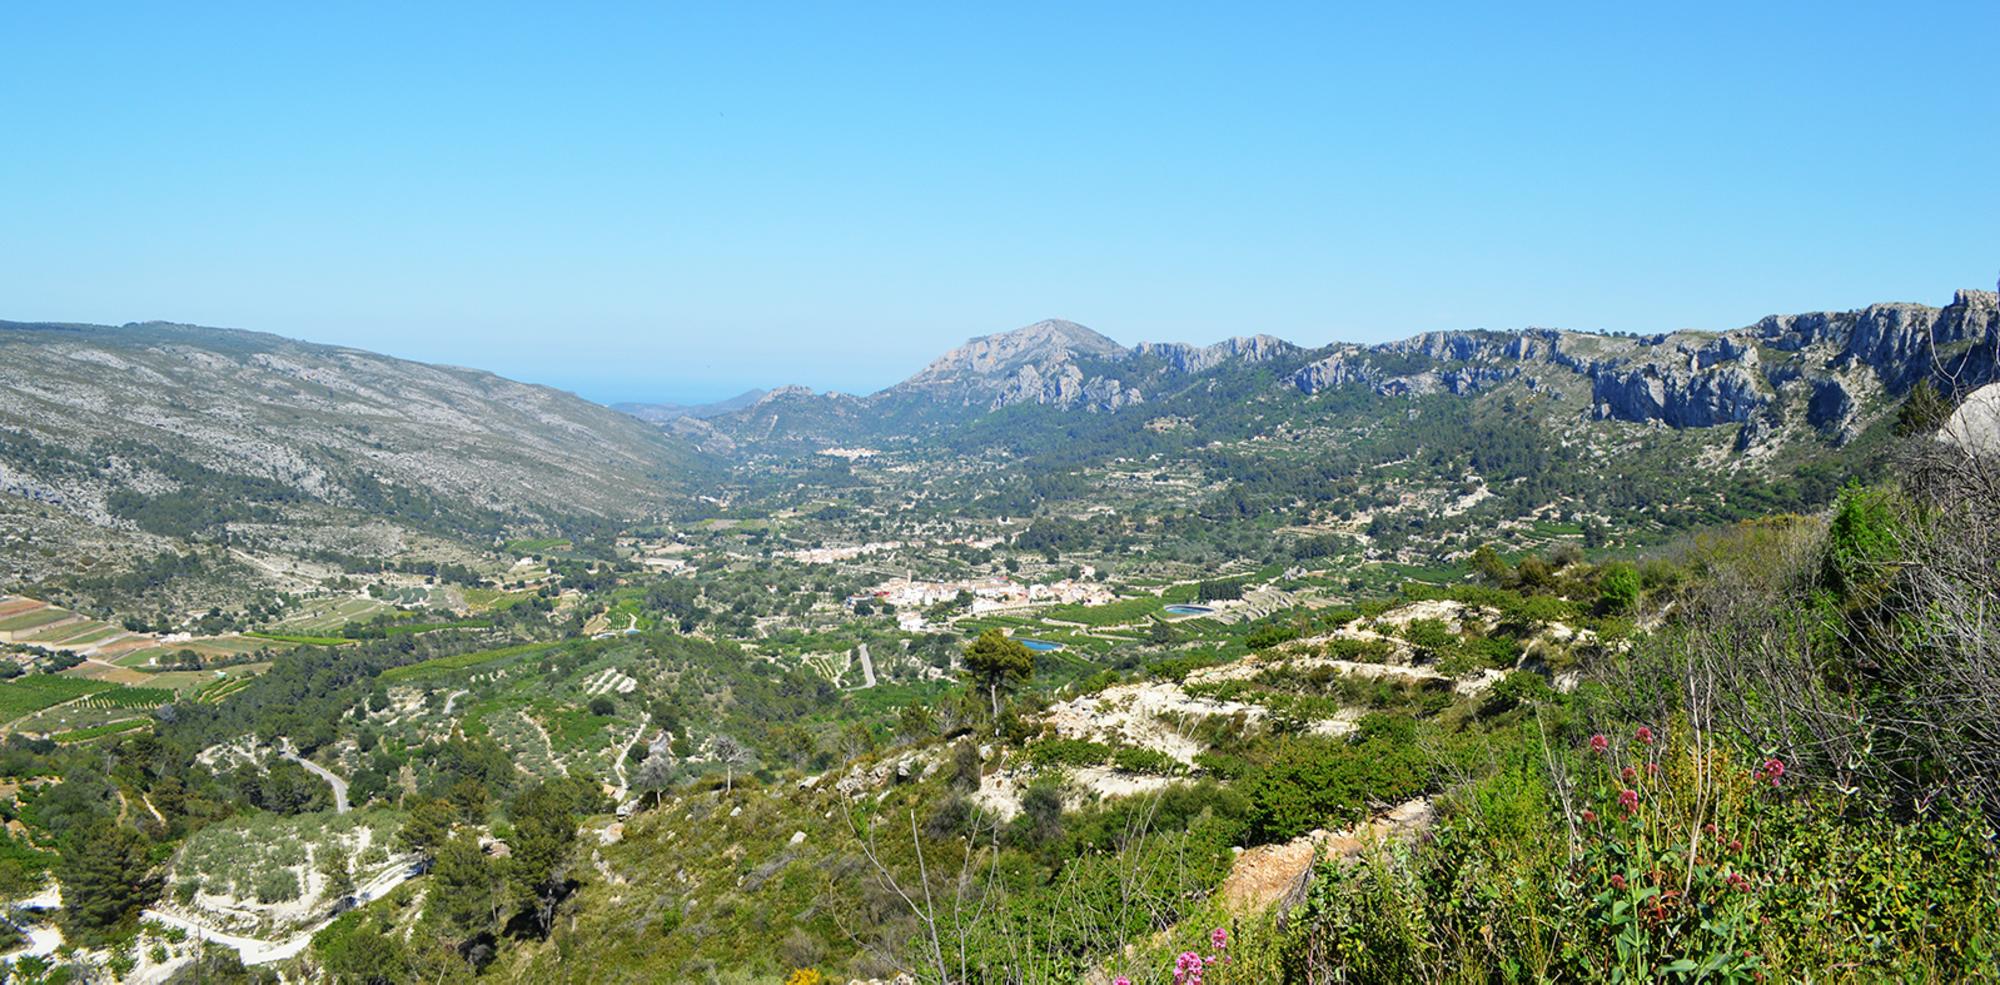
[903,319,1124,387]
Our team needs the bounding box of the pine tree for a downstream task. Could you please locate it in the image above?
[397,797,457,861]
[58,819,158,941]
[505,782,580,936]
[426,830,500,942]
[963,628,1034,725]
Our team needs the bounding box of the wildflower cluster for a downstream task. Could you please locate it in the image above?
[1572,725,1789,979]
[1116,926,1229,985]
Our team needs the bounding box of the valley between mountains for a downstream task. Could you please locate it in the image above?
[0,291,1995,983]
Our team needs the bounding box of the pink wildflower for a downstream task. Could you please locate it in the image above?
[1618,788,1640,814]
[1115,979,1131,985]
[1621,765,1637,783]
[1636,726,1656,746]
[1760,758,1786,786]
[1210,927,1229,950]
[1590,733,1610,754]
[1174,950,1206,984]
[1646,761,1659,777]
[1582,808,1598,823]
[1610,873,1627,890]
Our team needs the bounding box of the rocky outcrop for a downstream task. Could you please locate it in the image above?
[892,319,1138,412]
[1940,382,2000,457]
[903,319,1125,388]
[1135,334,1299,374]
[990,362,1142,412]
[1287,290,2000,441]
[1590,364,1765,427]
[1292,351,1379,394]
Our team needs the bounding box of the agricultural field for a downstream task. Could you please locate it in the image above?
[379,642,557,682]
[0,606,69,635]
[0,595,149,656]
[121,634,293,669]
[53,718,153,744]
[1041,594,1166,626]
[460,586,534,613]
[6,675,185,735]
[0,674,114,722]
[189,671,262,705]
[268,596,394,635]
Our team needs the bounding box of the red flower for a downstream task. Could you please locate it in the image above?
[1618,788,1640,813]
[1590,734,1610,754]
[1759,758,1786,786]
[1635,726,1656,746]
[1610,873,1626,890]
[1621,765,1637,782]
[1729,838,1742,853]
[1646,762,1659,777]
[1582,808,1598,824]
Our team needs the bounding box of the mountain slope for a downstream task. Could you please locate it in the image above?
[0,319,707,548]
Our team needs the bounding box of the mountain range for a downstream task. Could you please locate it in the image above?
[656,289,2000,453]
[4,289,1995,594]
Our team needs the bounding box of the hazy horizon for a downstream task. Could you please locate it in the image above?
[6,2,1997,406]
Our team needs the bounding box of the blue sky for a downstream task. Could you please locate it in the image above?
[4,3,1996,404]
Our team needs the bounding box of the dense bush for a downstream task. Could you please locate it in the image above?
[1241,718,1429,843]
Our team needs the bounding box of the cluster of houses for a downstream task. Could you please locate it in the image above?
[850,571,1115,631]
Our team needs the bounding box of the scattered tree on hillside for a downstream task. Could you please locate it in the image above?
[425,830,501,950]
[712,733,753,795]
[632,737,676,807]
[505,781,580,936]
[963,628,1034,726]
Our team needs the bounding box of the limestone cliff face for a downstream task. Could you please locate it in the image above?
[1588,364,1765,427]
[1290,290,2000,444]
[1134,335,1300,375]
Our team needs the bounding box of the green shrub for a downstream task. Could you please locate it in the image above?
[1594,561,1641,615]
[254,867,301,904]
[1026,738,1111,770]
[1241,724,1428,843]
[1109,746,1182,776]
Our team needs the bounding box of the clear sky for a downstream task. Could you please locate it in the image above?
[4,3,1996,404]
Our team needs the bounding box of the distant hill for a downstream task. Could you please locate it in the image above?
[0,319,710,579]
[611,389,768,423]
